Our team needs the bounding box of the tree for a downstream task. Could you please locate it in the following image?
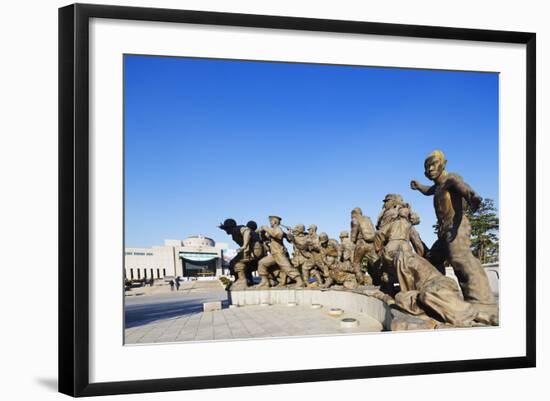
[466,198,499,264]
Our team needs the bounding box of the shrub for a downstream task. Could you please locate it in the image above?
[219,276,232,290]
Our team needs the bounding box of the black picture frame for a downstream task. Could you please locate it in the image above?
[59,3,536,397]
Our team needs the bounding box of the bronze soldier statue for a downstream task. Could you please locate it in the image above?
[350,207,377,285]
[322,237,359,290]
[410,150,497,314]
[376,194,404,230]
[306,232,332,286]
[287,224,308,269]
[382,197,426,256]
[245,220,263,285]
[307,224,318,241]
[338,230,355,270]
[218,218,260,290]
[321,234,338,280]
[374,195,404,285]
[256,216,305,289]
[375,199,425,296]
[286,224,323,287]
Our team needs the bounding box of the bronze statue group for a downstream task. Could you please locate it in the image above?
[219,150,499,329]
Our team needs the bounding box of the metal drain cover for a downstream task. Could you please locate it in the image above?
[340,318,359,328]
[328,308,344,317]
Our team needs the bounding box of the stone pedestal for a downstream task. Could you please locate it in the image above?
[203,301,222,312]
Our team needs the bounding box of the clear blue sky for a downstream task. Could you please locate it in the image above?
[124,55,499,248]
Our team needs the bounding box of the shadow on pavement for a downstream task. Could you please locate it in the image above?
[124,298,230,329]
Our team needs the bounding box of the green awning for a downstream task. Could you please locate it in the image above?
[179,252,218,265]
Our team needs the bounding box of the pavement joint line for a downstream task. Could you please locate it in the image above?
[127,321,158,344]
[220,308,236,339]
[174,314,195,341]
[171,314,191,339]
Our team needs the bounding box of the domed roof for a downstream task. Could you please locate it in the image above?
[182,235,215,248]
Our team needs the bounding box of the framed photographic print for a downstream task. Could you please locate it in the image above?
[58,3,536,397]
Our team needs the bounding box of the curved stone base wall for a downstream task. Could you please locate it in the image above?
[228,288,394,330]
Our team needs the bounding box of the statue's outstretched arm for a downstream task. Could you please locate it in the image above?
[416,182,436,196]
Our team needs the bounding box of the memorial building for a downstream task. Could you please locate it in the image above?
[124,235,229,281]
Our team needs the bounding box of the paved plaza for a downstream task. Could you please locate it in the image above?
[125,280,228,329]
[124,281,381,344]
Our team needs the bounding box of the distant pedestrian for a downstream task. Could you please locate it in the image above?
[169,279,175,291]
[175,278,180,291]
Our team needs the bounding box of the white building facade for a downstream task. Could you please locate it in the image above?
[124,236,229,281]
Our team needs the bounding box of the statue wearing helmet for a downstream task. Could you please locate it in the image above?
[218,218,262,290]
[285,224,309,270]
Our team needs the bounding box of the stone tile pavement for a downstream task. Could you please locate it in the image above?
[125,280,228,328]
[125,304,382,344]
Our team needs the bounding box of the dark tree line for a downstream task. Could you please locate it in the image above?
[465,198,499,264]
